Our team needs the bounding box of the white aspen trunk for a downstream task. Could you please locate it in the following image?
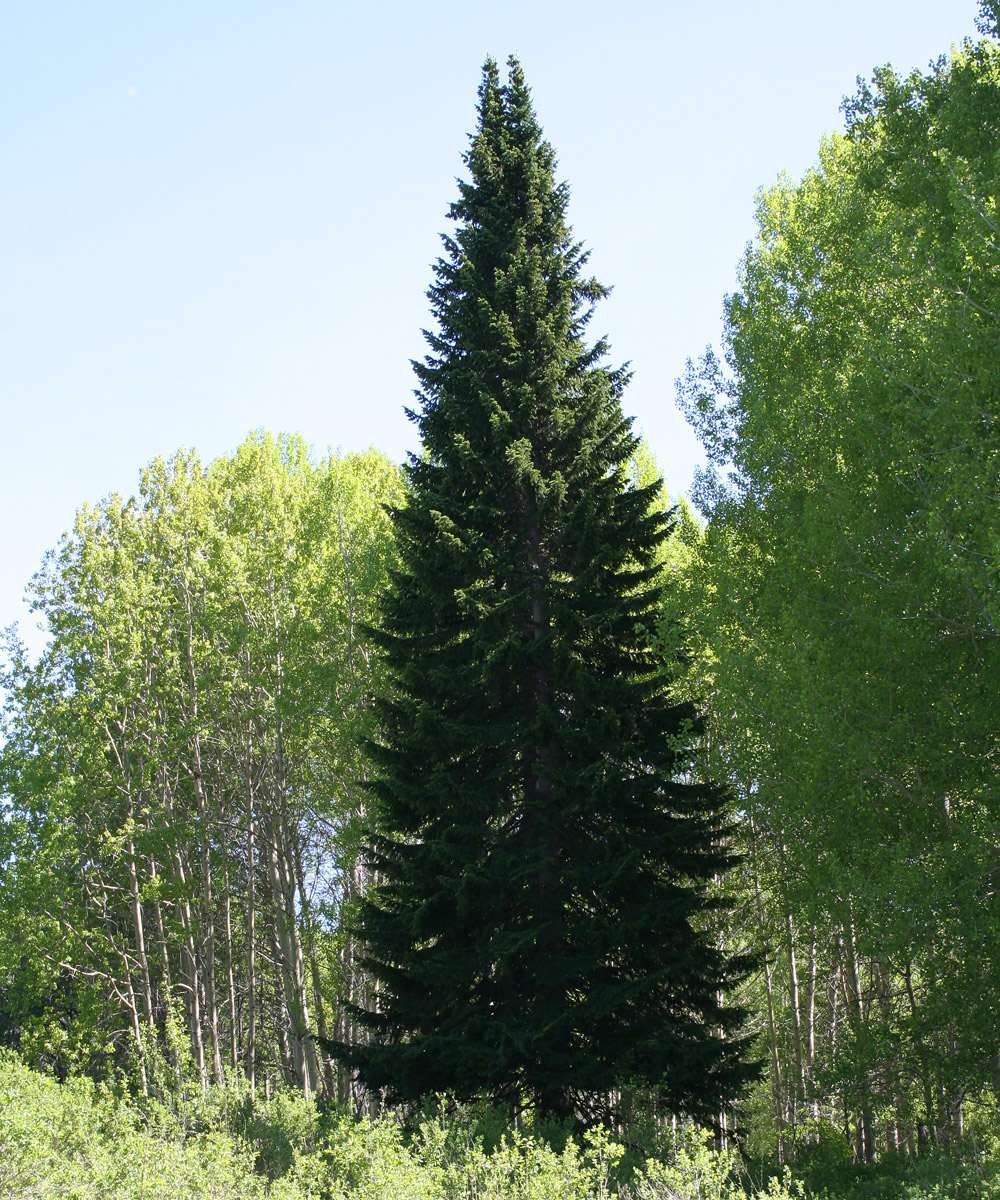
[264,811,314,1095]
[246,719,257,1100]
[182,890,207,1085]
[222,858,239,1070]
[267,915,299,1085]
[829,960,840,1127]
[125,974,150,1097]
[841,903,875,1163]
[747,812,786,1163]
[100,716,157,1045]
[152,862,172,989]
[904,960,934,1153]
[763,947,786,1160]
[87,857,149,1096]
[293,832,335,1096]
[807,926,819,1122]
[126,816,155,1031]
[171,842,207,1082]
[209,700,240,1073]
[180,566,223,1083]
[268,657,318,1097]
[784,896,805,1118]
[161,763,206,1080]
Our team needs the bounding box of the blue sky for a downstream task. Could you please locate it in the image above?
[1,0,980,654]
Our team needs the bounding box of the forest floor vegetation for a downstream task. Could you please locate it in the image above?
[1,1053,997,1199]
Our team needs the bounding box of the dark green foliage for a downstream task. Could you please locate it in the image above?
[333,58,751,1121]
[0,963,81,1081]
[977,0,999,37]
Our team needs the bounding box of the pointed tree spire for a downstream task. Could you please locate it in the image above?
[330,57,753,1122]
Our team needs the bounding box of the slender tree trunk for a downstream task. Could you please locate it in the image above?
[829,959,841,1127]
[841,905,875,1163]
[152,863,173,1000]
[246,722,257,1101]
[182,891,208,1085]
[180,568,223,1083]
[266,677,320,1096]
[748,811,786,1162]
[294,833,335,1096]
[222,857,239,1070]
[126,815,155,1032]
[267,915,298,1085]
[784,892,805,1128]
[904,959,934,1154]
[209,702,240,1073]
[264,807,315,1095]
[168,832,207,1084]
[125,974,150,1097]
[807,926,819,1123]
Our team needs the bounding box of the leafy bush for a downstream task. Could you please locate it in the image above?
[284,1109,626,1199]
[2,1052,998,1199]
[0,1050,274,1198]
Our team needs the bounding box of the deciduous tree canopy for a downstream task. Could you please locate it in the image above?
[678,28,1000,1157]
[0,434,402,1098]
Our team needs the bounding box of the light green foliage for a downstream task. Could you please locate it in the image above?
[631,1126,742,1200]
[0,1053,626,1200]
[0,432,403,1094]
[0,1051,273,1198]
[287,1091,629,1199]
[678,29,1000,1162]
[627,440,706,679]
[3,1052,995,1199]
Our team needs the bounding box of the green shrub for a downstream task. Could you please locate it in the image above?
[0,1050,271,1198]
[4,1051,998,1200]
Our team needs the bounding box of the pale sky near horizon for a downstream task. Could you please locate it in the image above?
[1,0,980,657]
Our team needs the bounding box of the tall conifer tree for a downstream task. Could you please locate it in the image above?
[335,58,750,1120]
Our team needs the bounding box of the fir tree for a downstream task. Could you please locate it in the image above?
[333,57,751,1121]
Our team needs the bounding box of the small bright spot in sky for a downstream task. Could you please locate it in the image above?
[0,0,980,662]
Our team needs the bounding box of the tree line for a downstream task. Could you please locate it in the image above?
[678,20,1000,1161]
[2,11,999,1172]
[0,436,402,1103]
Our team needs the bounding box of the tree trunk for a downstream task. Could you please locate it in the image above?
[294,833,335,1097]
[841,905,875,1163]
[784,891,805,1126]
[246,723,257,1100]
[180,566,223,1082]
[748,811,786,1162]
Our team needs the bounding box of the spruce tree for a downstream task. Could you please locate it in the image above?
[334,57,751,1121]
